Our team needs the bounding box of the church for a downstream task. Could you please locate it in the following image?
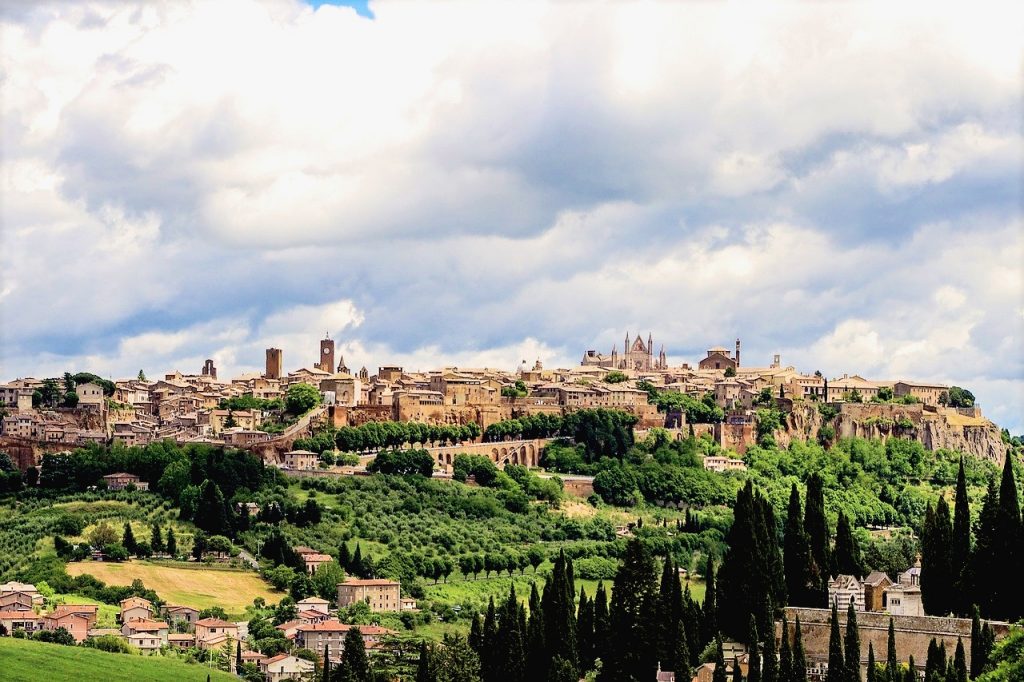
[581,332,667,371]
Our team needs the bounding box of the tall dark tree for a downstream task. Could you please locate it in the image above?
[416,640,434,682]
[952,638,967,682]
[832,513,865,577]
[992,454,1022,620]
[784,484,817,607]
[921,498,953,616]
[195,479,230,536]
[779,617,793,682]
[469,614,484,657]
[805,473,832,584]
[843,599,860,682]
[122,522,137,555]
[542,551,578,676]
[951,458,972,615]
[339,627,371,682]
[657,558,679,666]
[885,619,898,682]
[526,582,547,680]
[792,616,808,682]
[150,523,164,554]
[496,585,526,682]
[761,606,778,682]
[577,587,594,672]
[867,643,876,682]
[718,482,786,639]
[825,603,844,682]
[593,581,610,664]
[166,526,177,556]
[925,638,943,682]
[747,617,762,682]
[702,556,718,649]
[482,598,499,681]
[601,539,657,682]
[712,635,728,682]
[671,618,690,680]
[339,543,351,573]
[969,607,983,679]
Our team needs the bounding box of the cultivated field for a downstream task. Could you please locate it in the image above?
[66,560,280,613]
[0,637,237,682]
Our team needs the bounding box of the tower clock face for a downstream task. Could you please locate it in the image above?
[323,347,330,355]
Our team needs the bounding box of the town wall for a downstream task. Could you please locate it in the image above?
[779,607,1011,673]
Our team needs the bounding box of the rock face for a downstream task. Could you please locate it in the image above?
[779,402,1008,464]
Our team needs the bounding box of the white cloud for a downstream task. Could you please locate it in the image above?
[1,1,1022,432]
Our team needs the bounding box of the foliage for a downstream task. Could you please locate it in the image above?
[369,449,436,477]
[603,371,628,384]
[285,383,321,415]
[336,420,479,452]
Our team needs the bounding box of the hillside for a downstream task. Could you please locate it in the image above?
[0,637,237,682]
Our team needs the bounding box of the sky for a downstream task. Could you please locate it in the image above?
[1,1,1022,433]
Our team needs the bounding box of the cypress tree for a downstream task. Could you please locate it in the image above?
[527,583,547,680]
[352,543,364,578]
[924,638,942,682]
[825,603,844,682]
[761,607,778,682]
[601,539,657,681]
[319,644,328,682]
[497,585,526,682]
[469,614,484,656]
[482,597,498,681]
[885,619,898,682]
[968,479,999,617]
[166,526,177,556]
[237,641,244,674]
[671,617,690,679]
[339,542,351,573]
[993,454,1022,621]
[867,642,876,682]
[703,555,718,649]
[969,606,983,679]
[784,484,816,607]
[576,587,594,672]
[593,581,610,662]
[805,473,832,584]
[952,638,967,682]
[747,616,762,682]
[195,479,229,536]
[921,498,953,616]
[122,522,137,555]
[793,616,808,682]
[150,523,164,553]
[658,558,677,666]
[543,550,578,675]
[712,635,728,682]
[904,656,916,682]
[732,656,744,682]
[779,617,792,682]
[833,513,865,577]
[684,583,703,667]
[951,458,971,615]
[416,640,432,682]
[718,482,786,639]
[844,599,860,682]
[341,627,371,682]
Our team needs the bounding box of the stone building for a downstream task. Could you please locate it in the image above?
[337,578,401,612]
[581,332,667,371]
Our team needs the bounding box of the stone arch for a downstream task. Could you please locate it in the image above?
[491,448,499,461]
[437,454,444,464]
[445,452,452,465]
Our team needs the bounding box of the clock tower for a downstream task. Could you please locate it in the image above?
[318,336,335,374]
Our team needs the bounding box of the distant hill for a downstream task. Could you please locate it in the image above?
[0,637,237,682]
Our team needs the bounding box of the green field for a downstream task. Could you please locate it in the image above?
[0,637,237,682]
[66,560,280,614]
[423,573,705,607]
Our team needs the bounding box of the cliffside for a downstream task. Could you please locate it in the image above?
[779,402,1008,464]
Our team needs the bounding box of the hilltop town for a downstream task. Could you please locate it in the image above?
[0,333,1021,682]
[0,333,1008,469]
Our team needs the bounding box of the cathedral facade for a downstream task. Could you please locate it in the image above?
[581,332,667,371]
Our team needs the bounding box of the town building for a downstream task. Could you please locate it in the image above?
[828,574,866,611]
[261,654,315,682]
[102,472,149,491]
[283,450,319,470]
[337,578,402,612]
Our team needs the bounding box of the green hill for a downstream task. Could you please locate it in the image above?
[0,637,237,682]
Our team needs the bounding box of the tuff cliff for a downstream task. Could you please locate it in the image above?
[778,402,1009,464]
